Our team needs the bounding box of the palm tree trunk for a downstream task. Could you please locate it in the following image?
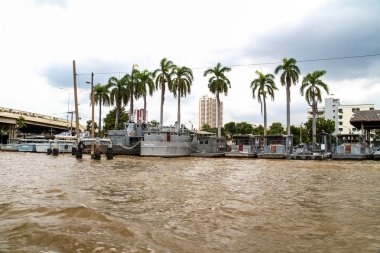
[143,95,147,124]
[129,88,134,122]
[312,94,317,146]
[99,97,102,135]
[177,87,181,126]
[263,96,267,136]
[286,84,291,136]
[160,82,165,129]
[216,92,221,138]
[115,101,120,129]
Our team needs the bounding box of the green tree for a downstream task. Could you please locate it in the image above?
[224,122,236,137]
[103,107,129,132]
[172,66,193,126]
[274,58,301,136]
[149,120,160,127]
[86,120,98,132]
[252,125,264,135]
[250,71,278,135]
[304,118,335,144]
[290,125,309,146]
[92,83,110,135]
[107,76,129,128]
[300,70,329,146]
[153,58,175,128]
[268,122,285,135]
[236,122,254,135]
[16,115,27,130]
[136,69,155,123]
[203,62,231,138]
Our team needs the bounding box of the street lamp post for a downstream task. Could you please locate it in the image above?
[59,88,71,133]
[300,123,303,144]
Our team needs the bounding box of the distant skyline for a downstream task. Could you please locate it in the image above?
[1,0,379,129]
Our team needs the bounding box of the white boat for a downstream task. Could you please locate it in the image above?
[140,124,195,157]
[17,137,50,152]
[35,139,76,153]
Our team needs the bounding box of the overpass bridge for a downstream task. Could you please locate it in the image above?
[0,107,85,142]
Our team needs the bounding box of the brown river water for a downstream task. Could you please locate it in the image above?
[0,152,379,253]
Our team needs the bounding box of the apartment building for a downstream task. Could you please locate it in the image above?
[307,98,375,135]
[132,108,147,123]
[198,95,223,129]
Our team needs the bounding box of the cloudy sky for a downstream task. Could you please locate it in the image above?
[1,0,379,129]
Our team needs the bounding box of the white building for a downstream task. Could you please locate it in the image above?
[337,104,374,134]
[307,98,375,135]
[198,95,223,129]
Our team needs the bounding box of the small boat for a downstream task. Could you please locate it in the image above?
[79,137,112,154]
[225,134,262,158]
[140,123,195,157]
[35,139,76,153]
[191,131,226,157]
[17,137,50,152]
[331,134,369,160]
[257,134,292,159]
[107,122,143,155]
[0,139,19,152]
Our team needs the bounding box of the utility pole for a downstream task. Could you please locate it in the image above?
[73,60,80,143]
[90,72,95,156]
[67,111,74,135]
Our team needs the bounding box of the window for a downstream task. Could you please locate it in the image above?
[339,115,343,119]
[352,128,357,132]
[333,110,335,112]
[339,128,343,132]
[339,122,343,126]
[339,109,343,113]
[370,108,374,111]
[352,108,360,112]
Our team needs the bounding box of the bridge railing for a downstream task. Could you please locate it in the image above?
[0,106,67,123]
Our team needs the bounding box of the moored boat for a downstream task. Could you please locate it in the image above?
[191,131,226,157]
[140,123,195,157]
[331,134,369,160]
[0,139,19,152]
[107,122,143,155]
[257,134,292,159]
[225,134,262,158]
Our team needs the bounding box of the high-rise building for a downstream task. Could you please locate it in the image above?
[132,108,147,123]
[306,98,375,135]
[198,95,223,129]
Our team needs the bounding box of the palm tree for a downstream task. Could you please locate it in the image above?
[135,69,155,123]
[250,71,278,135]
[274,57,300,136]
[92,83,110,134]
[172,66,193,126]
[126,64,140,121]
[107,76,129,129]
[300,70,329,146]
[153,58,175,128]
[203,62,231,138]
